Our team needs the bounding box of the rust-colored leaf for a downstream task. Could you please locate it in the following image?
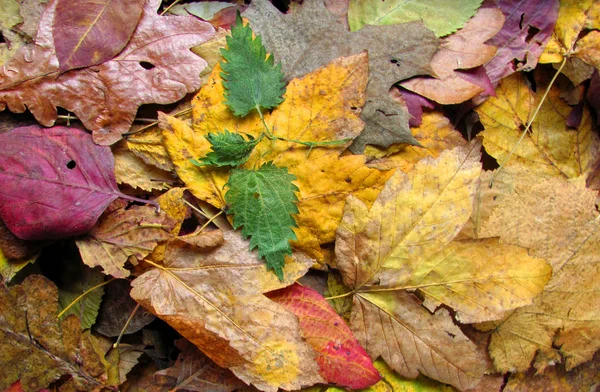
[268,283,381,389]
[53,0,145,71]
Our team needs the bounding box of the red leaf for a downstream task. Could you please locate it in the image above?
[268,283,381,389]
[0,125,121,240]
[0,0,214,145]
[53,0,145,72]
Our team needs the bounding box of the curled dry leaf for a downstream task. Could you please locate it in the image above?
[0,0,214,144]
[130,230,324,391]
[76,199,175,278]
[0,125,121,240]
[113,141,174,192]
[335,146,551,390]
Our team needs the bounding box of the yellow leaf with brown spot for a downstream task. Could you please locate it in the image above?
[366,111,467,173]
[163,53,391,260]
[335,146,551,389]
[477,71,598,179]
[130,230,323,391]
[540,0,600,66]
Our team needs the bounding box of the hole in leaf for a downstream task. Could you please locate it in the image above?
[525,25,540,43]
[140,61,155,70]
[253,192,260,199]
[350,106,358,111]
[345,177,352,183]
[66,160,76,169]
[390,59,400,67]
[519,13,525,30]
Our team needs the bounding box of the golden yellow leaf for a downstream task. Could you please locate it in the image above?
[477,71,598,179]
[127,126,175,172]
[540,0,600,66]
[366,111,467,172]
[335,146,551,389]
[130,230,323,391]
[480,171,600,372]
[113,140,173,192]
[163,53,392,260]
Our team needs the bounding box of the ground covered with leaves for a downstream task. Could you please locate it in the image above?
[0,0,599,391]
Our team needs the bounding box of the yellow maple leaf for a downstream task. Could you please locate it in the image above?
[479,171,600,373]
[335,146,551,389]
[162,53,392,260]
[130,230,323,391]
[476,71,598,179]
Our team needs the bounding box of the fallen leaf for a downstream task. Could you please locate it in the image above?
[366,111,467,172]
[479,172,600,372]
[52,0,145,71]
[164,54,392,261]
[113,141,173,192]
[268,283,381,389]
[76,199,175,278]
[0,125,122,240]
[0,0,214,144]
[484,0,559,86]
[243,0,439,152]
[154,339,244,392]
[57,263,105,329]
[127,126,175,172]
[347,0,483,37]
[0,0,24,65]
[105,344,145,386]
[130,230,324,391]
[13,0,48,40]
[477,70,598,179]
[335,146,550,389]
[400,7,504,104]
[0,275,106,391]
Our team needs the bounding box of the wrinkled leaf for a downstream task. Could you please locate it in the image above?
[221,14,286,116]
[130,230,324,391]
[0,0,214,144]
[268,283,381,389]
[0,275,106,391]
[348,0,483,37]
[243,0,439,152]
[226,163,299,279]
[193,130,259,167]
[76,200,175,278]
[53,0,145,71]
[400,7,503,104]
[0,125,121,240]
[113,140,173,192]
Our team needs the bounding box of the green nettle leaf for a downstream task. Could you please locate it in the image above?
[220,13,286,117]
[225,163,299,280]
[192,130,259,167]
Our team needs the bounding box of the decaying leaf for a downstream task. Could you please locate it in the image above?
[477,71,598,179]
[113,140,174,192]
[400,7,503,104]
[0,0,214,144]
[243,0,439,152]
[0,275,106,391]
[268,283,381,389]
[479,171,600,372]
[0,125,122,240]
[76,200,175,278]
[335,146,551,390]
[164,54,392,261]
[52,0,145,71]
[57,263,105,329]
[347,0,483,37]
[0,0,25,65]
[130,230,324,391]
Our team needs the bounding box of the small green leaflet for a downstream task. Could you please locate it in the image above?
[225,163,299,280]
[58,266,105,329]
[220,12,286,117]
[192,130,259,167]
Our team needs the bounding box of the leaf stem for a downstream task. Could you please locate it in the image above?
[123,108,192,137]
[57,278,116,319]
[324,291,355,300]
[489,57,568,187]
[113,303,141,349]
[197,210,224,233]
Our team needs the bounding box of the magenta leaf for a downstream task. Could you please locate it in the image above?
[0,125,121,240]
[53,0,146,72]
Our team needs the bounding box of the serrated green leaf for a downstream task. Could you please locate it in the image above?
[58,266,105,329]
[225,163,299,279]
[220,12,286,116]
[192,130,259,167]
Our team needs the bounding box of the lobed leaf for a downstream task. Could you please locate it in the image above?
[225,162,299,279]
[220,13,286,117]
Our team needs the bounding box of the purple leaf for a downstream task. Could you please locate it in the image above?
[0,125,120,240]
[485,0,559,86]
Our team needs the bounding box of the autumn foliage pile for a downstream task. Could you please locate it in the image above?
[1,0,600,391]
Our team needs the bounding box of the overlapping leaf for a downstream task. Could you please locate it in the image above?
[0,0,214,144]
[335,146,551,390]
[130,230,323,391]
